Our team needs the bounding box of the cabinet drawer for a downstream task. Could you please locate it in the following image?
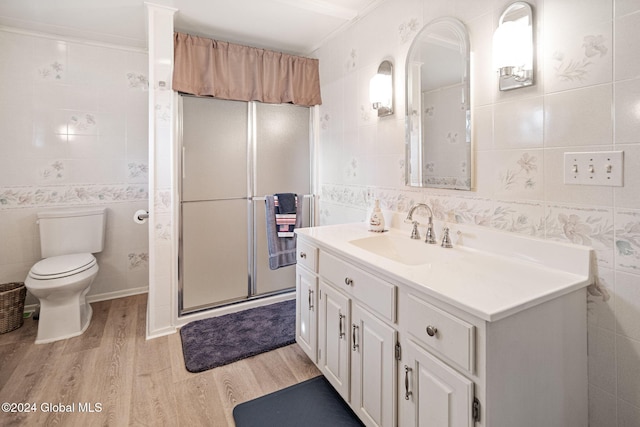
[407,294,475,373]
[297,240,318,272]
[319,251,396,323]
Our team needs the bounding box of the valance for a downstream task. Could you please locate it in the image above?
[172,32,322,107]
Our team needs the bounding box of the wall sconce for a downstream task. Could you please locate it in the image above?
[493,2,534,91]
[370,60,394,117]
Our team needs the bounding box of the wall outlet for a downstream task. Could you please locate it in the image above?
[564,151,624,186]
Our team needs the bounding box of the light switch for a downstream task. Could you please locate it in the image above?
[564,151,624,186]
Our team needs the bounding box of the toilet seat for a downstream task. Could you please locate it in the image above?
[29,253,97,280]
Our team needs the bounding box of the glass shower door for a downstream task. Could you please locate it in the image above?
[253,102,311,296]
[179,97,312,314]
[180,97,249,312]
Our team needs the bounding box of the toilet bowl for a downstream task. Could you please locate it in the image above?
[24,206,106,344]
[25,253,98,344]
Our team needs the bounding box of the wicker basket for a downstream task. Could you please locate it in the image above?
[0,282,26,334]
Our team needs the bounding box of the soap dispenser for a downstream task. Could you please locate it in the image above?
[369,199,385,232]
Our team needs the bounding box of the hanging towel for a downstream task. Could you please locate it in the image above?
[266,195,303,270]
[274,193,298,237]
[274,193,297,214]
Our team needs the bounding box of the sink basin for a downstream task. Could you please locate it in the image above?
[349,233,462,266]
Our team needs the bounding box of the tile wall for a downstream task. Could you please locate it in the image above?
[0,29,150,304]
[313,0,640,425]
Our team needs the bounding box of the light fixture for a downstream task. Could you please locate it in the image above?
[370,60,393,117]
[493,2,534,90]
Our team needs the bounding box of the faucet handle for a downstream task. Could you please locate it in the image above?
[410,221,421,240]
[441,226,453,248]
[425,222,437,244]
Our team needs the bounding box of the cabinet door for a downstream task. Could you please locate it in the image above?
[403,340,474,427]
[351,303,397,427]
[296,266,317,362]
[318,281,351,401]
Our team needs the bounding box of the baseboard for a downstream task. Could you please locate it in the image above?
[86,287,148,303]
[23,286,149,313]
[145,326,177,340]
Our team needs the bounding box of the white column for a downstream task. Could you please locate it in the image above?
[146,2,178,339]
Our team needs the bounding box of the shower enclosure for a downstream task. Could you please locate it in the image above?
[178,95,313,315]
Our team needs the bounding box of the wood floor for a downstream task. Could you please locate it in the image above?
[0,294,321,426]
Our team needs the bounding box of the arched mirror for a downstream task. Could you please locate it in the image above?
[405,17,471,189]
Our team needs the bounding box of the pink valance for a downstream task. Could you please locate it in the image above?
[172,32,322,107]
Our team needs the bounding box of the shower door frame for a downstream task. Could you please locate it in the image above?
[176,95,317,316]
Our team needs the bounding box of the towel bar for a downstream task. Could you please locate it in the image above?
[251,194,314,201]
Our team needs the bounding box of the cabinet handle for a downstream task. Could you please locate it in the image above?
[426,325,438,337]
[300,252,307,259]
[352,324,359,351]
[308,289,314,311]
[404,365,412,400]
[339,313,346,339]
[344,277,353,286]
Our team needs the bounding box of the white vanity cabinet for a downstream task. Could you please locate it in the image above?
[351,302,397,427]
[315,250,398,427]
[402,338,474,427]
[318,280,351,399]
[400,293,476,427]
[295,240,318,363]
[295,223,591,427]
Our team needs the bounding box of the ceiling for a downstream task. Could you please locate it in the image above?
[0,0,385,55]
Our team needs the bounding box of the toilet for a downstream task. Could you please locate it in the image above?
[25,206,106,344]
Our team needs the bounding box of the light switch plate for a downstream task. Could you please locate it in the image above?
[564,151,624,186]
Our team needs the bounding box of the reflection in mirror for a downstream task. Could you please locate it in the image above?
[405,17,471,189]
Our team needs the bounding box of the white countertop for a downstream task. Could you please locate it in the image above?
[296,222,593,322]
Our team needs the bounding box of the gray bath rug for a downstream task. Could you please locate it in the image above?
[233,376,365,427]
[179,299,296,373]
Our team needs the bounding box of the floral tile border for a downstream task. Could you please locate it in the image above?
[320,183,546,237]
[0,184,148,210]
[615,209,640,273]
[491,201,545,237]
[320,184,626,266]
[545,204,614,268]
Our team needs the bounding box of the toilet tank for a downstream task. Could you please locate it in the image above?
[37,207,106,258]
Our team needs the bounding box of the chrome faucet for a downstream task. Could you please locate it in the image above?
[405,203,437,244]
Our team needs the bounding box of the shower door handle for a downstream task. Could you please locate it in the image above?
[181,146,186,179]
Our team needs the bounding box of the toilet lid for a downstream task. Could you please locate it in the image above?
[30,253,97,280]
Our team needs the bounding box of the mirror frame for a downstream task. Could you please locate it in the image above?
[404,17,472,190]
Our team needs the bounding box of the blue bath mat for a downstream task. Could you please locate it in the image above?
[179,299,296,373]
[233,376,364,427]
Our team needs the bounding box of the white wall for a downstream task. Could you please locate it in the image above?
[313,0,640,425]
[0,28,149,304]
